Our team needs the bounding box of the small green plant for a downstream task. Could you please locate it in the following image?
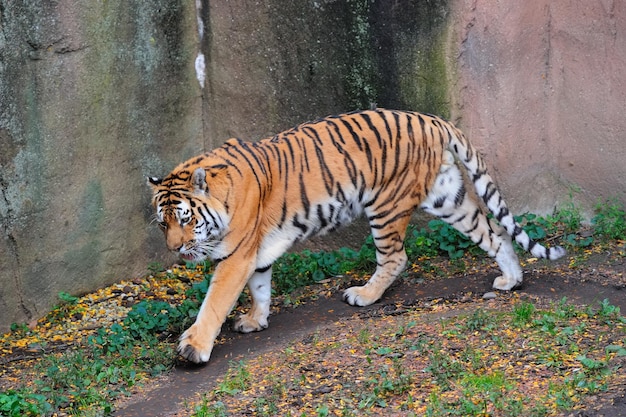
[426,346,464,390]
[554,297,579,319]
[191,396,228,417]
[592,198,626,240]
[459,371,512,414]
[215,361,250,396]
[427,219,474,259]
[515,213,549,240]
[147,261,165,275]
[594,298,626,325]
[88,323,131,355]
[512,300,536,327]
[124,300,182,340]
[0,390,51,417]
[58,291,79,305]
[552,196,594,248]
[463,308,495,332]
[554,200,584,235]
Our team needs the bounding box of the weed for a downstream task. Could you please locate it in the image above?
[595,298,625,325]
[124,300,182,340]
[253,396,279,416]
[426,347,464,390]
[459,346,487,372]
[459,371,513,414]
[515,212,558,237]
[316,404,330,416]
[394,320,417,338]
[0,389,51,417]
[357,328,371,345]
[147,261,165,275]
[512,300,536,327]
[554,200,584,235]
[426,219,474,259]
[58,291,79,305]
[463,308,495,332]
[215,361,250,396]
[533,312,558,335]
[9,322,30,334]
[566,355,611,395]
[555,297,579,319]
[592,198,626,240]
[606,344,626,357]
[190,396,228,417]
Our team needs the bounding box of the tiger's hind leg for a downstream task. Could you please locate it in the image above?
[233,266,272,333]
[420,151,523,290]
[343,205,414,307]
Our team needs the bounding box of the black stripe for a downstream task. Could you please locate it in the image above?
[496,206,509,222]
[433,196,446,209]
[454,183,466,206]
[292,215,308,234]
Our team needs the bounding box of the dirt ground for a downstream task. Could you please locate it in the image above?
[113,248,626,417]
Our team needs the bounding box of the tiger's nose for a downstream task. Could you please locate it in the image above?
[166,238,183,252]
[165,226,185,252]
[168,243,183,252]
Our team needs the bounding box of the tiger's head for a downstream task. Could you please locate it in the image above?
[148,166,230,262]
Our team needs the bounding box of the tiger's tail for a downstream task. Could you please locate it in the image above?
[446,125,566,261]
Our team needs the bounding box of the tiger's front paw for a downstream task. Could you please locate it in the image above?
[342,286,378,307]
[234,313,269,333]
[177,324,214,363]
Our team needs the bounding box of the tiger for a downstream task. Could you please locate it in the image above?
[148,108,565,363]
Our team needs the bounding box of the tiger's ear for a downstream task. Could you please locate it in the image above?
[147,177,162,188]
[192,165,227,195]
[191,167,208,194]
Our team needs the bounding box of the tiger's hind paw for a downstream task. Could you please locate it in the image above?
[234,314,269,333]
[342,286,379,307]
[177,325,213,363]
[492,275,522,291]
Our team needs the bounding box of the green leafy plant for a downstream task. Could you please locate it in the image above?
[58,291,79,305]
[0,390,51,417]
[426,219,474,259]
[592,198,626,240]
[214,361,250,396]
[512,300,536,327]
[462,308,496,332]
[147,261,165,275]
[515,213,549,240]
[124,300,182,340]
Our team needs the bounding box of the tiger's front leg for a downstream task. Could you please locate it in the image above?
[233,266,272,333]
[178,256,255,363]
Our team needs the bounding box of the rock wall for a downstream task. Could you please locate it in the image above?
[201,0,450,144]
[449,0,626,214]
[0,0,201,330]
